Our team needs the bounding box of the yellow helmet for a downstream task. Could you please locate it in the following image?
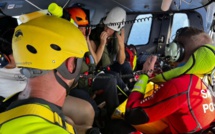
[12,14,88,70]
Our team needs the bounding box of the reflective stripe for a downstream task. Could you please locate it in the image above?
[0,104,75,134]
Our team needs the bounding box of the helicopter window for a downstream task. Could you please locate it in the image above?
[170,13,189,42]
[127,14,152,46]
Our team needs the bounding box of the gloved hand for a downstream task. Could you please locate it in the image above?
[132,74,149,94]
[132,55,157,94]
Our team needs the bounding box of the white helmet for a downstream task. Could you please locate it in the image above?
[103,7,126,31]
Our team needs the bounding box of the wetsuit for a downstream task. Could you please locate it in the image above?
[125,74,215,133]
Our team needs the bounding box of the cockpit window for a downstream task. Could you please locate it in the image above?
[127,14,152,46]
[170,13,189,42]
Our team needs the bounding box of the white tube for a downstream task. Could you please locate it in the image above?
[19,10,48,23]
[161,0,173,11]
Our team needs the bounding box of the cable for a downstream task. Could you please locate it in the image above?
[25,0,43,10]
[62,0,71,8]
[116,85,128,97]
[0,9,7,16]
[174,0,212,11]
[89,15,153,28]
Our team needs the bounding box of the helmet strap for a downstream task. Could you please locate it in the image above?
[20,68,49,78]
[54,69,70,93]
[57,58,83,79]
[21,58,83,94]
[55,58,83,94]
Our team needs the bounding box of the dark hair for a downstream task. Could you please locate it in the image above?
[175,27,212,60]
[175,27,204,41]
[0,16,18,55]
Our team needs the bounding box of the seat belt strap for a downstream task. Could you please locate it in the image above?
[0,103,75,134]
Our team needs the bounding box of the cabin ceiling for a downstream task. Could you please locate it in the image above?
[0,0,212,16]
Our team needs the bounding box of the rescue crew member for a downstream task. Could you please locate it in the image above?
[0,12,97,134]
[0,12,88,134]
[125,27,215,133]
[47,3,100,133]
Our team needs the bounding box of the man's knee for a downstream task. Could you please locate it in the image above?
[63,96,95,126]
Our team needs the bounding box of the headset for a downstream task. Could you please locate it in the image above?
[165,41,185,62]
[165,27,188,62]
[0,37,11,68]
[0,51,10,68]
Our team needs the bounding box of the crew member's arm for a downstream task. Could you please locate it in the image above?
[90,31,108,65]
[86,28,97,64]
[116,28,126,64]
[125,56,157,125]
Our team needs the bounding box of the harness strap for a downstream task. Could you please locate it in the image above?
[0,103,75,134]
